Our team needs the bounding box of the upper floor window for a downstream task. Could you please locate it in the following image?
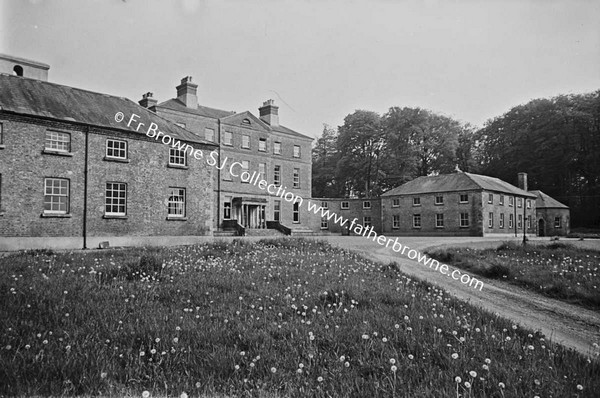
[259,163,266,179]
[259,138,267,152]
[241,161,249,180]
[459,194,469,203]
[224,131,233,146]
[392,198,400,207]
[293,145,301,158]
[45,131,71,153]
[509,196,514,207]
[169,148,186,166]
[273,141,281,155]
[321,201,328,209]
[517,197,523,208]
[105,182,127,216]
[167,187,186,218]
[44,178,69,214]
[363,201,371,209]
[499,195,504,205]
[413,197,421,206]
[526,199,531,209]
[204,128,215,142]
[293,168,300,188]
[488,193,493,204]
[106,139,127,160]
[435,195,444,205]
[241,135,250,149]
[273,165,281,186]
[341,201,349,209]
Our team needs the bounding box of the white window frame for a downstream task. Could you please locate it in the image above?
[460,212,469,228]
[499,213,505,228]
[518,214,523,229]
[241,135,250,149]
[363,216,372,228]
[241,160,249,183]
[259,138,267,152]
[517,197,523,208]
[169,148,187,166]
[167,187,186,218]
[436,213,444,228]
[554,217,561,228]
[44,178,69,214]
[435,195,444,205]
[293,202,300,223]
[274,200,281,222]
[526,199,531,209]
[106,139,127,160]
[45,131,71,153]
[363,201,371,209]
[488,212,493,228]
[413,214,421,228]
[293,168,300,188]
[223,196,232,220]
[321,201,328,209]
[204,128,215,142]
[321,217,328,229]
[392,215,400,229]
[392,198,400,207]
[509,196,514,207]
[413,197,421,206]
[341,201,349,209]
[258,163,266,180]
[273,141,281,155]
[509,214,514,228]
[223,131,233,146]
[105,182,127,216]
[488,193,493,204]
[273,165,281,186]
[293,145,301,158]
[459,194,469,203]
[499,195,504,206]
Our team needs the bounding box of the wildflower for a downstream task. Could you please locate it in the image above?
[297,368,303,374]
[498,382,505,388]
[577,385,584,391]
[173,337,179,344]
[484,358,491,364]
[482,364,489,371]
[299,363,304,369]
[271,367,277,373]
[240,351,246,356]
[455,376,462,383]
[100,372,107,379]
[249,363,255,368]
[140,351,145,357]
[391,365,397,372]
[150,349,156,355]
[195,382,201,388]
[142,391,150,398]
[25,344,30,350]
[390,358,396,364]
[43,340,48,345]
[464,381,471,388]
[451,353,459,360]
[362,334,369,340]
[234,365,240,370]
[344,361,350,367]
[155,338,160,343]
[395,324,400,329]
[382,337,388,343]
[317,376,323,382]
[469,371,477,378]
[339,355,345,362]
[180,393,188,398]
[408,354,414,360]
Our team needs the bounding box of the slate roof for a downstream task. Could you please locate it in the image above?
[382,172,536,198]
[529,190,569,209]
[0,73,217,146]
[157,98,313,140]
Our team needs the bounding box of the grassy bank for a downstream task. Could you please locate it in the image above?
[427,242,600,310]
[1,239,598,397]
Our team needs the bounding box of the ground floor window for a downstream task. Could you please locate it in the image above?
[293,202,300,223]
[527,216,531,229]
[460,212,469,227]
[499,213,504,228]
[223,196,231,219]
[105,182,126,216]
[436,213,444,228]
[509,214,514,229]
[274,200,281,222]
[44,178,69,214]
[554,216,561,228]
[413,214,421,228]
[321,217,328,229]
[363,216,372,228]
[392,215,400,229]
[167,188,186,217]
[488,212,493,228]
[518,214,523,229]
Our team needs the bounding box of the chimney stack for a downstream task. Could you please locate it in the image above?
[138,92,157,109]
[258,99,279,127]
[176,76,198,109]
[518,172,528,191]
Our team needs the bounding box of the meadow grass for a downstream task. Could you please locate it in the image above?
[1,238,598,397]
[427,241,600,310]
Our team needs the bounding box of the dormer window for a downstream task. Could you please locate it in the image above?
[242,118,251,125]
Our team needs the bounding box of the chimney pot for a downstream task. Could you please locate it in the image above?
[139,91,157,108]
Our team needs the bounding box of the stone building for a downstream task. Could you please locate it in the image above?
[139,77,314,235]
[0,55,217,250]
[530,190,570,236]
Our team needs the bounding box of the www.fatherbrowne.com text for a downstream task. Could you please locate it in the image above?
[116,111,484,291]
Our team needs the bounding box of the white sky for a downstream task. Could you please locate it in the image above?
[1,0,599,139]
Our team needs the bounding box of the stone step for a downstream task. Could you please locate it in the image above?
[244,228,286,237]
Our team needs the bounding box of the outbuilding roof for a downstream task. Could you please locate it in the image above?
[529,190,569,209]
[382,172,537,198]
[0,73,216,146]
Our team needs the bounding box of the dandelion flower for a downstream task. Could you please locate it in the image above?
[498,382,505,389]
[391,365,397,372]
[469,371,477,378]
[464,381,471,388]
[408,354,414,360]
[317,376,324,382]
[455,376,462,383]
[451,353,459,359]
[180,393,188,398]
[142,391,150,398]
[344,361,350,367]
[484,358,491,364]
[195,382,201,388]
[100,372,107,379]
[577,385,584,391]
[339,355,345,362]
[271,367,277,373]
[389,358,396,365]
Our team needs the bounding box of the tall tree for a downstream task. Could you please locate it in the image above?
[311,124,342,197]
[336,110,384,197]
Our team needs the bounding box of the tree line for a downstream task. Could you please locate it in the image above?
[311,90,600,228]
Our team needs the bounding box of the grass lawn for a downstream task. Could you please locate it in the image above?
[1,239,598,397]
[427,242,600,310]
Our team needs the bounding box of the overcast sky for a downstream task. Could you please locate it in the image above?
[1,0,599,138]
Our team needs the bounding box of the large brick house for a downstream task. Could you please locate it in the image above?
[138,77,314,234]
[0,54,217,250]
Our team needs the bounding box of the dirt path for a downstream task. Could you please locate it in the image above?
[319,236,600,359]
